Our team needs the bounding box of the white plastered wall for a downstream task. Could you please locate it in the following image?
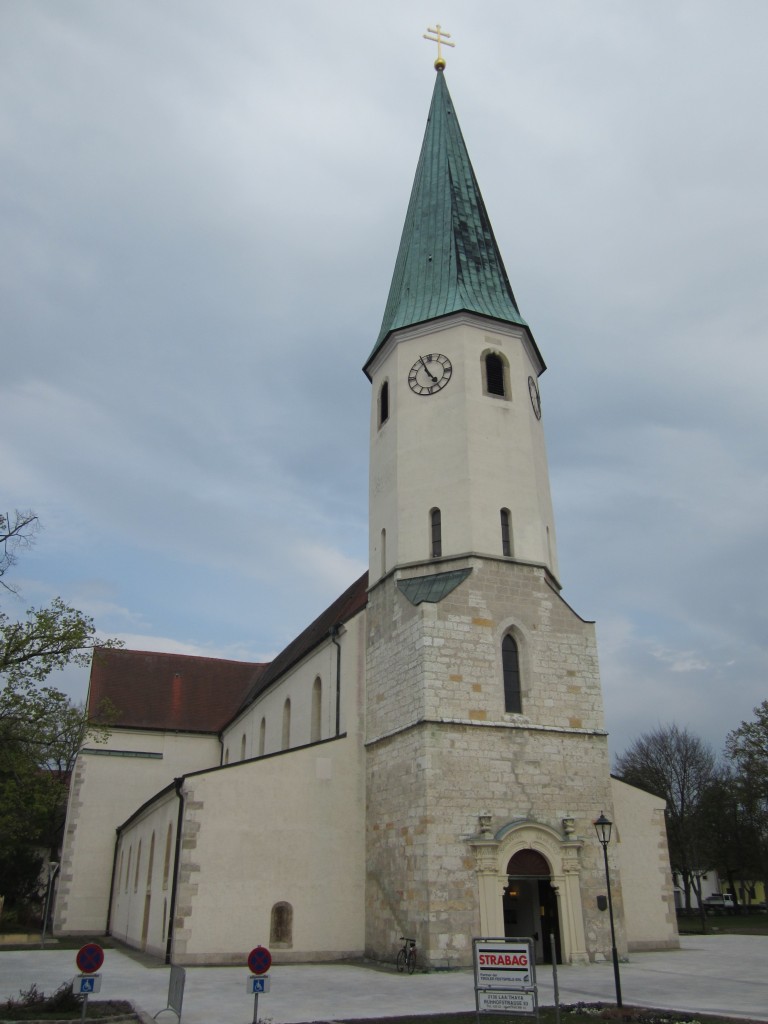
[109,789,179,958]
[221,620,353,763]
[111,609,367,963]
[55,729,219,935]
[610,777,679,950]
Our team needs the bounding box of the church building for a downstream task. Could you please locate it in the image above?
[55,60,678,967]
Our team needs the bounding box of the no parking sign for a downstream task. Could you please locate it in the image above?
[76,943,104,974]
[247,945,272,975]
[246,946,272,1023]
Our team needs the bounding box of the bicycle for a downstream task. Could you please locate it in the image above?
[396,936,417,974]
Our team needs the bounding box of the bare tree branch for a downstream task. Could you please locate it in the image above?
[0,510,40,596]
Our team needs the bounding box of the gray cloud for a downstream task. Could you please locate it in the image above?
[2,0,766,760]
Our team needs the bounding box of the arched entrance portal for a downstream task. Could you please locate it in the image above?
[469,819,588,964]
[503,849,562,964]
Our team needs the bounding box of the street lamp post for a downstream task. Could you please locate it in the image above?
[594,811,622,1007]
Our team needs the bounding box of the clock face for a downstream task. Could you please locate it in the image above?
[408,353,453,395]
[528,376,542,419]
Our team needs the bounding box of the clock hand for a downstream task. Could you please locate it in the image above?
[420,355,438,383]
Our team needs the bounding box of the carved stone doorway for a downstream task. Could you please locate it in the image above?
[503,849,562,964]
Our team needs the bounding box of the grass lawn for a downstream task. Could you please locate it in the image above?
[676,913,768,936]
[300,1010,767,1024]
[2,1008,766,1024]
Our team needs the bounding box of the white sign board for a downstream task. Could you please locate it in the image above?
[473,937,537,1018]
[73,974,102,994]
[247,975,270,994]
[479,989,536,1013]
[474,940,533,989]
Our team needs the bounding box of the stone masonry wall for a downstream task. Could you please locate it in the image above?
[365,556,623,966]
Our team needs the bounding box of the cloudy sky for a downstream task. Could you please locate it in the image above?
[2,0,766,760]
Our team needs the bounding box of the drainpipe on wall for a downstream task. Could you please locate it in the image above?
[165,777,186,965]
[330,624,341,737]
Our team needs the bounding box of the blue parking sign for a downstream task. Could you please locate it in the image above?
[74,974,102,994]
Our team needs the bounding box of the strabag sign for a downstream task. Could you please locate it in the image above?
[475,940,533,989]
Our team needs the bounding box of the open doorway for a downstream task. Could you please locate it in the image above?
[502,849,562,964]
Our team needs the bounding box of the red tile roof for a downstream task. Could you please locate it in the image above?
[88,648,266,733]
[87,571,370,734]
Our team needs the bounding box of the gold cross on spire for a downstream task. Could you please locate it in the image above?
[423,23,455,71]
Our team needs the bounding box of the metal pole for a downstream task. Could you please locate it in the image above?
[252,991,259,1024]
[80,993,88,1024]
[601,842,623,1007]
[40,862,59,949]
[549,933,560,1024]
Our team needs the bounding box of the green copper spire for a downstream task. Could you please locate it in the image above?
[366,70,540,372]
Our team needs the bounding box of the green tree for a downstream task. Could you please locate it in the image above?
[699,766,764,907]
[0,688,107,908]
[724,702,768,901]
[0,510,119,915]
[614,724,718,914]
[727,700,768,791]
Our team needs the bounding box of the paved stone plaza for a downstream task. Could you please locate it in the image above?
[1,935,767,1023]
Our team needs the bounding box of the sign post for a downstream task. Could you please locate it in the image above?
[74,944,105,1024]
[473,937,538,1020]
[246,946,272,1024]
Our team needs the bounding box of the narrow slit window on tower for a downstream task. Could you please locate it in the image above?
[430,507,442,558]
[500,508,512,557]
[502,634,522,713]
[485,353,506,397]
[379,380,389,426]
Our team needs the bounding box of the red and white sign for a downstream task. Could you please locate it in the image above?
[247,946,272,975]
[76,943,104,975]
[474,939,533,989]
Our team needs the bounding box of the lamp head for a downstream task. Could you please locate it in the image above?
[594,811,613,847]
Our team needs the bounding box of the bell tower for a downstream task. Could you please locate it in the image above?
[365,69,559,588]
[363,64,623,968]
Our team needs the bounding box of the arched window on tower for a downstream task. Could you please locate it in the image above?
[485,352,506,397]
[378,380,389,426]
[502,634,522,713]
[282,698,291,750]
[240,733,247,760]
[259,717,266,756]
[311,677,322,742]
[500,508,512,557]
[430,507,442,558]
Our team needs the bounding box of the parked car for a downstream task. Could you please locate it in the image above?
[703,893,735,914]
